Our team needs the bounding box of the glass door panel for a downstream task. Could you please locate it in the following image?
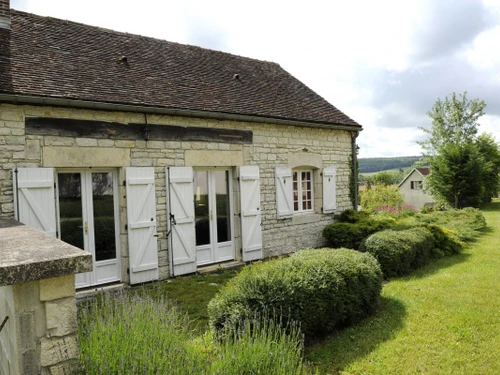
[194,171,210,246]
[92,172,116,261]
[58,173,84,250]
[215,170,231,243]
[195,169,234,266]
[57,170,120,288]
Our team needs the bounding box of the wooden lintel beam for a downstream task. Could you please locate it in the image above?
[25,118,253,144]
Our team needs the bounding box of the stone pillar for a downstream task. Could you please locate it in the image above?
[0,218,92,375]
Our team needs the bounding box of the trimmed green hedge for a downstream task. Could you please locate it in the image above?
[322,220,391,250]
[363,225,462,278]
[363,227,434,277]
[208,248,383,339]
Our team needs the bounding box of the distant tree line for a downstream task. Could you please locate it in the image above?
[359,156,421,173]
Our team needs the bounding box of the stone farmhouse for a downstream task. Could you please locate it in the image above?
[398,167,434,210]
[0,1,362,287]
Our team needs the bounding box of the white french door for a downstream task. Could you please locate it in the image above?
[56,170,121,288]
[193,169,235,265]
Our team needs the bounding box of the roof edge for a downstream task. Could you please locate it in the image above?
[0,93,363,131]
[398,168,426,187]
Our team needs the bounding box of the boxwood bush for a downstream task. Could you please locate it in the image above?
[322,217,392,249]
[363,225,462,278]
[208,248,383,339]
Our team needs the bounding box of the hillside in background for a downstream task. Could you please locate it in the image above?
[359,156,421,173]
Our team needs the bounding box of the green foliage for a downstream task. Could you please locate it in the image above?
[427,142,484,208]
[423,224,463,257]
[420,92,500,208]
[322,220,392,250]
[476,133,500,202]
[359,156,422,174]
[208,249,383,339]
[406,207,486,242]
[363,227,437,278]
[337,208,370,223]
[349,154,360,208]
[78,290,310,375]
[373,171,399,186]
[360,185,405,212]
[210,315,308,375]
[78,292,206,374]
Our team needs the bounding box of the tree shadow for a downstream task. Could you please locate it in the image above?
[305,296,406,374]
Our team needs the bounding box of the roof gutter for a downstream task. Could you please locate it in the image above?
[0,93,363,132]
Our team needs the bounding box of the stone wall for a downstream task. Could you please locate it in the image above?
[0,276,79,375]
[0,217,92,375]
[0,103,354,281]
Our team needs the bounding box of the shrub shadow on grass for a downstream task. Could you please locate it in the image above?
[305,296,406,375]
[479,201,500,212]
[394,251,471,281]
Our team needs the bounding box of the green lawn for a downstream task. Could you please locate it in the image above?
[306,201,500,374]
[137,268,238,332]
[129,202,500,374]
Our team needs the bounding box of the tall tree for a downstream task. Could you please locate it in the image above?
[476,133,500,202]
[426,143,483,208]
[419,92,495,208]
[420,92,485,155]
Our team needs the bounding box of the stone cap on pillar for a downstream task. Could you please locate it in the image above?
[0,218,93,286]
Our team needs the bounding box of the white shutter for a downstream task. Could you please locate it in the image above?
[167,167,196,276]
[275,167,293,218]
[126,167,159,284]
[13,168,57,237]
[323,166,337,213]
[239,166,263,261]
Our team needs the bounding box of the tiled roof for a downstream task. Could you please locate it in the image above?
[0,10,361,128]
[417,167,430,176]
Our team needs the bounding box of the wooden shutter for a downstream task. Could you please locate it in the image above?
[275,167,293,218]
[239,166,263,261]
[167,167,196,276]
[13,168,57,237]
[323,166,337,213]
[126,167,159,284]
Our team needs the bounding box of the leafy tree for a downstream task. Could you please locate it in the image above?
[360,185,405,212]
[476,133,500,202]
[426,142,484,208]
[373,171,396,186]
[419,92,500,208]
[420,92,485,154]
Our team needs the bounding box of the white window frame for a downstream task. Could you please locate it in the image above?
[411,181,422,190]
[293,169,314,213]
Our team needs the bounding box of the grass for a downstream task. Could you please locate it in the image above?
[137,268,238,332]
[306,201,500,374]
[77,203,499,374]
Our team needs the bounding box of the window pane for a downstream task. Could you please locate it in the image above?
[58,173,83,250]
[92,172,116,261]
[215,170,231,243]
[194,171,210,246]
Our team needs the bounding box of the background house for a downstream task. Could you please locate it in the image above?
[0,0,362,287]
[398,167,434,210]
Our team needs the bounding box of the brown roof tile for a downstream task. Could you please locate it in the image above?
[0,10,361,128]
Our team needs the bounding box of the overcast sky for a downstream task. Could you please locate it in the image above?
[11,0,500,158]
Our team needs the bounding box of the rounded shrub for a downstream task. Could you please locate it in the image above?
[208,248,383,339]
[322,219,392,250]
[363,227,436,278]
